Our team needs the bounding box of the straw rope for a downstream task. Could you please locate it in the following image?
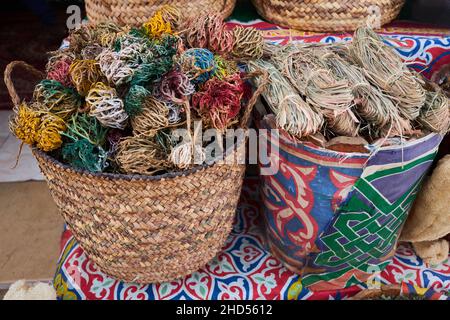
[251,0,405,32]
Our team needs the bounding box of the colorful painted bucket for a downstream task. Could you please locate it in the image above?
[258,115,443,291]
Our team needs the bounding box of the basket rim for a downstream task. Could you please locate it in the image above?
[259,114,441,157]
[33,144,244,182]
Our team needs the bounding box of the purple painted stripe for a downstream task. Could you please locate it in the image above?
[367,134,442,167]
[371,161,432,203]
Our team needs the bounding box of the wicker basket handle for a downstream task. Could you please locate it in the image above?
[240,69,269,129]
[4,61,45,107]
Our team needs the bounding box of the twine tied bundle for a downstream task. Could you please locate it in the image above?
[35,113,66,152]
[61,113,109,172]
[9,103,66,152]
[9,103,42,146]
[248,59,324,138]
[418,89,450,134]
[169,121,206,169]
[69,22,124,54]
[143,10,173,39]
[69,59,104,96]
[86,82,129,129]
[131,35,179,86]
[62,138,108,173]
[46,51,74,87]
[350,27,426,121]
[125,85,150,117]
[272,45,358,136]
[158,70,195,104]
[232,26,264,60]
[81,44,105,60]
[319,51,413,138]
[167,104,183,124]
[98,49,134,86]
[213,55,239,80]
[179,48,216,84]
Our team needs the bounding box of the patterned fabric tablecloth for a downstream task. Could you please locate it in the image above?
[53,21,450,300]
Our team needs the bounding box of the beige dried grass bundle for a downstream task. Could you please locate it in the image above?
[131,96,170,136]
[248,59,323,138]
[350,27,426,121]
[272,45,358,136]
[317,50,413,138]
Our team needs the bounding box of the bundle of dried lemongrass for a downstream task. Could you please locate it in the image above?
[256,27,449,143]
[271,44,359,137]
[350,27,426,122]
[317,50,413,138]
[248,59,324,138]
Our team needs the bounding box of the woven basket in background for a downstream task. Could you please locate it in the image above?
[251,0,405,32]
[85,0,237,26]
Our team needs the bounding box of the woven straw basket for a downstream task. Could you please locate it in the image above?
[4,61,266,284]
[251,0,405,32]
[85,0,237,26]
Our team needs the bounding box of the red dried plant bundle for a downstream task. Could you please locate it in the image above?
[192,73,246,131]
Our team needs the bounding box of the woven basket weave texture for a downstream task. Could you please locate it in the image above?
[251,0,405,32]
[85,0,237,26]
